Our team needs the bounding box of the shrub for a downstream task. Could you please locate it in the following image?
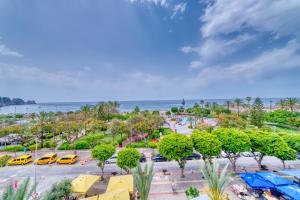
[73,140,90,149]
[28,144,41,151]
[44,179,72,200]
[149,130,160,139]
[148,142,157,149]
[0,155,12,167]
[126,141,147,148]
[117,148,141,173]
[3,145,24,152]
[44,141,57,148]
[58,143,74,150]
[185,186,200,199]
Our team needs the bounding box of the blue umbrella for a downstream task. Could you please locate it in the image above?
[257,172,293,186]
[276,185,300,200]
[240,173,275,190]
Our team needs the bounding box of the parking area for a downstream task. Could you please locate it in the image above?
[1,149,300,199]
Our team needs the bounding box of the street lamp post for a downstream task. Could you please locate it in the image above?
[34,136,38,194]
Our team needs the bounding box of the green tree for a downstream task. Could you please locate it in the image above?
[200,161,232,200]
[133,106,140,114]
[92,144,115,178]
[2,178,36,200]
[43,179,72,200]
[234,98,243,115]
[224,100,231,111]
[274,144,296,168]
[133,162,154,200]
[217,114,246,129]
[108,119,130,142]
[200,100,205,108]
[80,105,91,132]
[250,97,265,128]
[171,107,178,113]
[191,130,222,162]
[213,128,250,172]
[117,148,141,173]
[248,130,283,169]
[286,98,299,112]
[281,134,300,152]
[158,133,193,177]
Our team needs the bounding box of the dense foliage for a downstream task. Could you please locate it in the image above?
[92,144,115,178]
[117,148,141,173]
[158,133,193,177]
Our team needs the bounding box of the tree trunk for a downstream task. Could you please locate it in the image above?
[281,160,286,169]
[180,167,184,178]
[254,155,264,169]
[178,160,185,178]
[229,157,237,172]
[40,132,44,148]
[101,167,104,179]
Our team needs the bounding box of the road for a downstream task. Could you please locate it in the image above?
[1,149,300,199]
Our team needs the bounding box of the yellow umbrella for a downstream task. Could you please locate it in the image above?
[106,175,133,194]
[81,189,129,200]
[72,174,101,195]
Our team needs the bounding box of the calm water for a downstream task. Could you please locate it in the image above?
[0,98,282,114]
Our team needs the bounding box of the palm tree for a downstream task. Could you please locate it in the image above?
[286,98,298,112]
[269,100,273,111]
[2,178,37,200]
[277,99,286,110]
[133,162,154,200]
[234,98,243,115]
[224,100,231,110]
[81,105,90,133]
[245,96,251,106]
[38,111,48,148]
[200,162,232,200]
[200,100,205,109]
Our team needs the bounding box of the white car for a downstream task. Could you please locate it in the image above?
[105,154,118,164]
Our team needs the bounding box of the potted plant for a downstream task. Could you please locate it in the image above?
[185,186,200,200]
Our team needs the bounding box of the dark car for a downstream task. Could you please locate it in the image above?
[184,153,201,160]
[297,153,300,160]
[140,153,146,162]
[151,154,167,162]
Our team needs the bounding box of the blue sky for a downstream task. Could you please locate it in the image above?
[0,0,299,102]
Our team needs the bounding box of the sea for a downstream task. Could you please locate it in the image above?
[0,98,283,114]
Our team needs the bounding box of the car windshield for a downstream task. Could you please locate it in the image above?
[61,157,71,160]
[40,157,50,160]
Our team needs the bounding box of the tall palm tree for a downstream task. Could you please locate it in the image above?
[81,105,90,133]
[2,178,36,200]
[234,98,243,115]
[133,162,154,200]
[269,100,273,111]
[224,100,231,110]
[200,100,205,109]
[277,99,286,110]
[286,98,298,113]
[200,162,232,200]
[245,96,251,106]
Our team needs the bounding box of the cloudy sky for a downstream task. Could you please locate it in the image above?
[0,0,299,102]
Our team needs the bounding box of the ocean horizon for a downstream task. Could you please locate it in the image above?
[0,98,284,114]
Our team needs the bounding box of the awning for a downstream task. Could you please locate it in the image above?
[72,174,101,195]
[279,170,300,179]
[240,173,275,190]
[106,175,133,194]
[276,185,300,200]
[257,172,293,186]
[81,189,130,200]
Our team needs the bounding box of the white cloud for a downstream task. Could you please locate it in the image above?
[129,0,168,7]
[189,40,300,86]
[0,44,23,57]
[201,0,300,37]
[189,61,203,70]
[171,2,187,19]
[0,64,82,88]
[182,33,255,62]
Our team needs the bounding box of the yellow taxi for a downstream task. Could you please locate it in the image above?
[7,154,33,165]
[56,154,78,164]
[35,153,58,165]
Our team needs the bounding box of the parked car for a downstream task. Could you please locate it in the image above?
[56,154,78,164]
[35,153,58,165]
[140,153,146,162]
[184,153,201,160]
[7,154,33,165]
[151,154,167,162]
[106,154,118,164]
[106,153,146,164]
[297,153,300,160]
